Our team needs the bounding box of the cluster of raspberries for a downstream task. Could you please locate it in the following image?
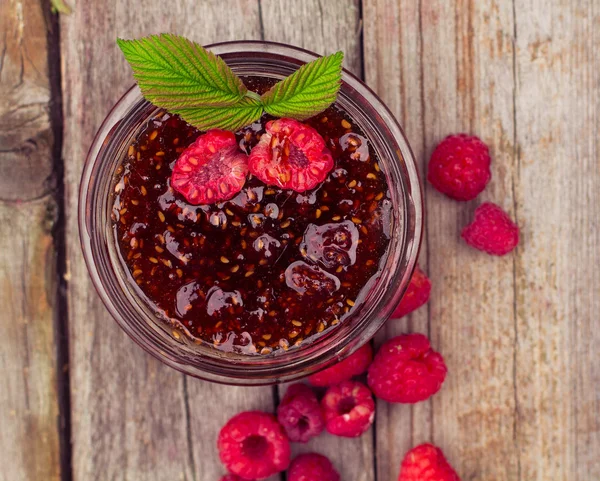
[216,134,517,481]
[217,332,450,480]
[428,134,520,256]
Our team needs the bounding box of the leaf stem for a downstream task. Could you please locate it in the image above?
[245,90,263,103]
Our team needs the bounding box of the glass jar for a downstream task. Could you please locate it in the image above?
[79,41,423,385]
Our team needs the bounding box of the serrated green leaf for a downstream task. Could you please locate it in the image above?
[117,35,345,132]
[261,52,343,120]
[173,96,264,132]
[117,34,247,108]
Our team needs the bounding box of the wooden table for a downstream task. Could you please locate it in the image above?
[1,0,598,480]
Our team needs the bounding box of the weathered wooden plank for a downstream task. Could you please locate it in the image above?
[60,2,269,480]
[260,2,374,480]
[260,0,362,76]
[365,0,520,479]
[513,1,600,480]
[0,202,61,481]
[0,0,61,480]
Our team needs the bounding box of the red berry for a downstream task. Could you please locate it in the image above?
[277,383,324,443]
[461,202,519,256]
[321,380,375,437]
[308,343,373,387]
[427,134,491,201]
[218,475,245,481]
[288,453,340,481]
[217,411,290,480]
[368,333,447,403]
[248,118,334,192]
[171,129,248,205]
[392,265,431,318]
[398,443,460,481]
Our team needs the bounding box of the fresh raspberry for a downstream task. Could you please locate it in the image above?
[368,333,447,403]
[391,265,431,318]
[308,343,373,387]
[171,129,248,205]
[461,202,519,256]
[427,134,491,201]
[398,443,460,481]
[288,453,340,481]
[277,383,324,443]
[217,411,290,480]
[218,475,245,481]
[321,380,375,437]
[248,118,334,192]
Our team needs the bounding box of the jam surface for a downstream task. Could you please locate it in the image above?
[112,77,392,355]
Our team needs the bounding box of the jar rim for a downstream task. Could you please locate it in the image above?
[79,41,423,385]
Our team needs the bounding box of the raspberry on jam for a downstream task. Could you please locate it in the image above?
[111,76,392,354]
[171,129,248,204]
[248,118,334,192]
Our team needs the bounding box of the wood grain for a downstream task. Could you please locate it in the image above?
[513,1,600,480]
[260,2,375,479]
[419,3,520,479]
[3,1,591,480]
[365,0,600,480]
[260,0,363,76]
[60,2,269,480]
[0,0,60,480]
[366,0,520,479]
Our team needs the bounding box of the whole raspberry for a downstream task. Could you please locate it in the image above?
[321,380,375,437]
[171,129,249,205]
[248,118,334,192]
[308,343,372,387]
[288,453,340,481]
[368,333,447,403]
[217,411,290,480]
[398,443,460,481]
[427,134,491,201]
[277,383,324,443]
[392,266,431,318]
[218,475,245,481]
[461,202,519,255]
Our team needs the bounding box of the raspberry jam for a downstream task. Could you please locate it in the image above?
[111,77,392,355]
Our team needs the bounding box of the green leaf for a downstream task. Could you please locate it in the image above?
[173,96,264,132]
[51,0,72,14]
[117,34,248,108]
[261,51,344,120]
[116,35,345,131]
